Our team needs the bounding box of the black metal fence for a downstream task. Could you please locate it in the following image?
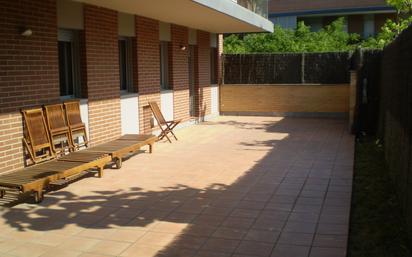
[354,26,412,242]
[223,52,352,84]
[379,27,412,239]
[352,49,382,135]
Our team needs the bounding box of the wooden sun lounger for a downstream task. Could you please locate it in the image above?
[85,134,157,169]
[1,106,158,203]
[44,103,73,155]
[22,108,55,164]
[0,153,111,203]
[149,102,181,143]
[0,107,112,203]
[64,100,88,150]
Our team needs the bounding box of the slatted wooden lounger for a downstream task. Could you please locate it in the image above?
[53,101,158,169]
[44,103,73,155]
[84,134,158,169]
[0,107,111,203]
[0,154,111,203]
[22,108,55,164]
[64,100,89,150]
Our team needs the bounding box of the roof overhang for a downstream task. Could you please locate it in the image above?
[269,6,395,18]
[74,0,274,33]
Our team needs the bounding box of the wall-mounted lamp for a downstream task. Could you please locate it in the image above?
[21,28,33,37]
[180,45,187,51]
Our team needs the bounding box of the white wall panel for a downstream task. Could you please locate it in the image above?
[161,91,174,121]
[120,94,139,135]
[211,85,219,114]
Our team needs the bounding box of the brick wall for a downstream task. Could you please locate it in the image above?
[84,5,121,145]
[0,0,59,173]
[135,16,160,133]
[195,31,211,118]
[218,34,224,85]
[270,0,388,14]
[170,25,190,120]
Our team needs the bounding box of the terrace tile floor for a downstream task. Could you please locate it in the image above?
[0,116,354,257]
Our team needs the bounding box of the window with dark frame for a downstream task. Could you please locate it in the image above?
[118,37,134,93]
[160,41,170,90]
[58,29,81,98]
[58,41,74,96]
[210,47,218,84]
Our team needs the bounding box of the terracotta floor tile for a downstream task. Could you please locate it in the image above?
[137,232,177,246]
[8,242,51,257]
[212,227,248,240]
[201,238,241,253]
[39,249,82,257]
[271,244,310,257]
[309,247,347,257]
[58,237,100,251]
[313,234,347,248]
[120,243,162,257]
[244,229,280,243]
[86,240,131,255]
[235,240,274,257]
[0,116,354,257]
[278,232,314,246]
[222,217,255,230]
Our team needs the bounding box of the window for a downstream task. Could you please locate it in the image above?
[210,47,218,84]
[160,41,170,90]
[118,37,134,92]
[58,29,81,98]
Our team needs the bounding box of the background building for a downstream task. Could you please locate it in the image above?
[269,0,396,37]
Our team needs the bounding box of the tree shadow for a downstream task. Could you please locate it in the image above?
[0,117,352,257]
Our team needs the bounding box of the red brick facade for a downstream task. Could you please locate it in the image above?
[218,34,224,85]
[0,0,59,173]
[170,25,190,121]
[195,31,211,118]
[0,1,218,173]
[135,16,160,133]
[84,5,121,145]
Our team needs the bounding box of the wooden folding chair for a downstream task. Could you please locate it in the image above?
[149,101,181,143]
[22,108,55,164]
[44,103,72,155]
[63,100,88,150]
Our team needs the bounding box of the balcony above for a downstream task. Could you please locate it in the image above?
[74,0,274,33]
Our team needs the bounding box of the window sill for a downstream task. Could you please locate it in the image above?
[120,92,139,99]
[60,96,88,105]
[161,89,173,94]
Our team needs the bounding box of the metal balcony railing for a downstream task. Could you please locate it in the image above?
[235,0,268,18]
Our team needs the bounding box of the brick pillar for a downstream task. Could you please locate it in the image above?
[170,25,190,121]
[0,0,59,173]
[349,70,357,132]
[218,34,224,85]
[196,31,211,119]
[135,16,160,133]
[84,5,121,145]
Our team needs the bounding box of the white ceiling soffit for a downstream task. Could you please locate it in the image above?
[73,0,274,33]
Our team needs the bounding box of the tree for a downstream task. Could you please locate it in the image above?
[223,18,360,54]
[362,0,412,48]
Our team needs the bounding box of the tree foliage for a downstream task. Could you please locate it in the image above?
[224,18,360,53]
[224,0,412,53]
[362,0,412,48]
